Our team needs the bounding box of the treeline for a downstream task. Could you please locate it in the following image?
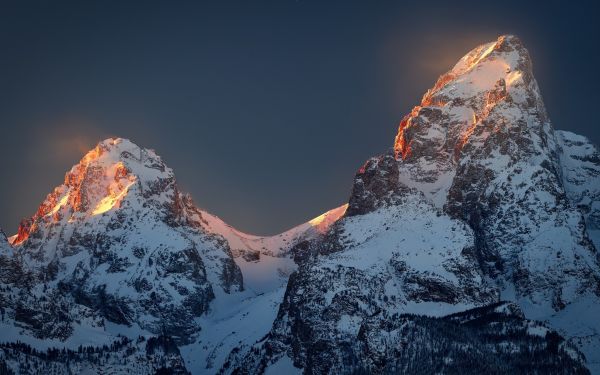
[0,335,191,375]
[0,336,133,363]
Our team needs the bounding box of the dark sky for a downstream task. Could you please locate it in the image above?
[1,0,598,235]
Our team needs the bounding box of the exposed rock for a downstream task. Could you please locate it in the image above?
[557,130,600,249]
[346,152,408,216]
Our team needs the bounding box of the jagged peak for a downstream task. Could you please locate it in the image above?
[449,35,527,74]
[59,137,175,213]
[422,34,533,107]
[76,137,168,178]
[394,35,545,160]
[10,137,179,246]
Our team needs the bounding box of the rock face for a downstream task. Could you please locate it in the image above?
[556,130,600,249]
[0,138,243,345]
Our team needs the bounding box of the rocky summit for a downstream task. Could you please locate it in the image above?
[1,35,599,374]
[1,139,244,345]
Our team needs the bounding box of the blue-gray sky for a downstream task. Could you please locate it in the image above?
[1,0,599,235]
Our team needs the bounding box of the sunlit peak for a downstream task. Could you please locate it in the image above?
[309,204,348,233]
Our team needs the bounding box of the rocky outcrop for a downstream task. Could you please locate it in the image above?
[346,153,407,216]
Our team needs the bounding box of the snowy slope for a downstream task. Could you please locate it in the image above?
[177,205,347,373]
[198,204,347,258]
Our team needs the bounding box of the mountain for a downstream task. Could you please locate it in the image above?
[395,34,600,364]
[0,138,339,373]
[1,35,599,374]
[223,35,600,374]
[1,138,245,345]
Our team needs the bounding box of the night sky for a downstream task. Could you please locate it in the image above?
[1,0,599,235]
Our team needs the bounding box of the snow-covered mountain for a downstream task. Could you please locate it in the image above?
[394,34,600,367]
[1,138,245,344]
[1,35,599,374]
[0,138,340,373]
[223,35,600,374]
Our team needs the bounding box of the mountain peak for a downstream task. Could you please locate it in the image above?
[434,34,530,96]
[11,137,178,245]
[79,137,167,179]
[2,137,244,345]
[394,34,544,162]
